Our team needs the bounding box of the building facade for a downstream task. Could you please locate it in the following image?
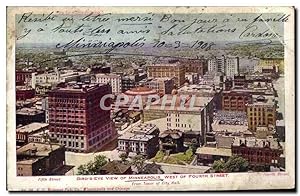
[48,83,117,152]
[95,73,122,94]
[17,142,73,176]
[118,123,159,158]
[246,95,276,132]
[147,62,186,88]
[232,137,283,167]
[16,86,35,101]
[144,77,175,95]
[208,56,239,77]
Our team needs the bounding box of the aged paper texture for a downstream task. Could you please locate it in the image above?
[7,6,295,191]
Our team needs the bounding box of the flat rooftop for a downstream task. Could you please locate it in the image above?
[196,147,232,157]
[16,123,49,133]
[16,107,44,115]
[118,131,155,141]
[17,142,62,157]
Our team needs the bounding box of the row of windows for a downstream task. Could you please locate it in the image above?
[52,134,84,140]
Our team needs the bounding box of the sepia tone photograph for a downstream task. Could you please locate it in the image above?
[6,6,295,191]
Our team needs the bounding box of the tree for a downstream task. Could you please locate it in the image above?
[76,155,108,175]
[212,160,225,173]
[131,155,146,174]
[224,156,249,172]
[119,152,128,163]
[212,156,249,173]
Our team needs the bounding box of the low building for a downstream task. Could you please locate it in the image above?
[16,122,49,146]
[17,142,73,176]
[196,146,232,166]
[232,136,283,168]
[118,123,159,158]
[159,129,184,153]
[16,108,45,126]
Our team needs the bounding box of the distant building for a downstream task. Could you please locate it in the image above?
[17,142,74,176]
[118,123,159,158]
[143,77,175,95]
[180,59,207,76]
[232,136,283,167]
[147,62,186,88]
[246,95,276,132]
[208,56,239,77]
[122,76,136,92]
[185,72,199,84]
[95,73,122,94]
[255,58,284,74]
[48,83,117,153]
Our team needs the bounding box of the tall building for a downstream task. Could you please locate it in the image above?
[225,57,239,77]
[208,56,239,77]
[208,56,225,73]
[48,83,117,153]
[95,73,122,94]
[147,62,186,88]
[246,95,276,132]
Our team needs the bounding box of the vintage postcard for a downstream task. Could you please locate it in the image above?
[6,6,295,191]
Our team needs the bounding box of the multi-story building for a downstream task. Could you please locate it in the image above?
[185,72,199,84]
[122,76,136,92]
[246,95,276,132]
[16,108,45,126]
[222,80,275,112]
[95,73,122,94]
[177,84,222,110]
[144,77,174,95]
[17,142,74,176]
[143,95,214,145]
[225,56,239,77]
[208,55,225,73]
[180,59,207,76]
[147,62,186,88]
[48,83,117,153]
[255,58,284,74]
[208,56,239,77]
[16,70,33,86]
[16,86,35,101]
[232,136,283,168]
[159,129,184,153]
[16,122,49,146]
[118,123,159,158]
